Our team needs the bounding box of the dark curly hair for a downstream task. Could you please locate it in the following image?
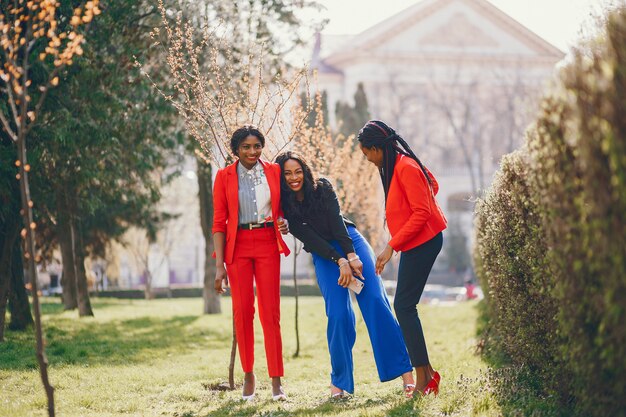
[357,120,432,201]
[274,151,329,221]
[230,125,265,156]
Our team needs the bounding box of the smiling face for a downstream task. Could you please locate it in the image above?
[360,143,384,168]
[237,135,263,169]
[282,158,305,194]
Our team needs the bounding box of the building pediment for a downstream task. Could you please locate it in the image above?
[419,12,499,47]
[318,0,563,69]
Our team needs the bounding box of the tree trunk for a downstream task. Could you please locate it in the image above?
[8,237,34,331]
[17,135,55,416]
[56,190,77,310]
[144,269,154,300]
[292,237,300,358]
[197,158,220,314]
[71,219,93,317]
[0,219,16,342]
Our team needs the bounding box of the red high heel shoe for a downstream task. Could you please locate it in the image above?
[423,371,440,396]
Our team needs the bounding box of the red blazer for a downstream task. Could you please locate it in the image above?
[212,159,290,265]
[386,155,447,252]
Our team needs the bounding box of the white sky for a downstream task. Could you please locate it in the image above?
[311,0,615,52]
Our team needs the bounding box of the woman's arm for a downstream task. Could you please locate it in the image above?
[290,220,353,287]
[212,169,228,293]
[387,162,432,251]
[213,232,228,293]
[212,169,228,234]
[289,220,344,264]
[320,180,363,277]
[321,180,356,256]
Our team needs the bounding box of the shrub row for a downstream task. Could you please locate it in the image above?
[474,7,626,416]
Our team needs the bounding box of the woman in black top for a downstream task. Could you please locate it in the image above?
[275,151,415,398]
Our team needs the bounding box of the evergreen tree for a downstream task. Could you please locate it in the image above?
[26,0,182,315]
[301,90,329,128]
[335,83,371,138]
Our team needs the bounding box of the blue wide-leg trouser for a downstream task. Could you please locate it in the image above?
[311,226,412,394]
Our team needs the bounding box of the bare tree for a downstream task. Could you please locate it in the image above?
[126,209,181,300]
[429,71,486,196]
[126,229,156,299]
[0,2,101,415]
[378,63,537,198]
[291,236,303,357]
[137,0,312,389]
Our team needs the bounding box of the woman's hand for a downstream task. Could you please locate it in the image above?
[215,265,228,294]
[337,258,353,288]
[347,252,364,280]
[277,217,289,235]
[375,245,394,275]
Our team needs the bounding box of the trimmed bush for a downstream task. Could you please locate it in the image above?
[475,7,626,416]
[527,9,626,414]
[474,149,562,394]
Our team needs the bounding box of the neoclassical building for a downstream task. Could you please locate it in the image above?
[314,0,562,182]
[311,0,564,275]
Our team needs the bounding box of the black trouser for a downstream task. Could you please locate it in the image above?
[393,232,443,367]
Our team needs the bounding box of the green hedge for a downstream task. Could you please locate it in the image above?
[474,150,562,391]
[88,283,322,299]
[475,7,626,416]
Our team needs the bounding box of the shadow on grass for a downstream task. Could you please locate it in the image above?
[39,298,130,316]
[190,393,422,417]
[0,314,222,371]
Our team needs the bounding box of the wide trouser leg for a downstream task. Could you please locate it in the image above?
[226,243,256,373]
[312,252,356,394]
[349,227,413,382]
[393,233,443,367]
[253,229,284,378]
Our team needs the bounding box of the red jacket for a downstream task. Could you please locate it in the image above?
[386,155,447,252]
[212,159,290,264]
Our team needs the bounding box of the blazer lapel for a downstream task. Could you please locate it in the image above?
[261,160,279,218]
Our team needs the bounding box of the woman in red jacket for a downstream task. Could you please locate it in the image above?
[212,125,290,401]
[358,120,447,397]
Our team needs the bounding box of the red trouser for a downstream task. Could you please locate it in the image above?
[226,227,283,377]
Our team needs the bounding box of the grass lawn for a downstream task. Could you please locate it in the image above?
[1,296,502,416]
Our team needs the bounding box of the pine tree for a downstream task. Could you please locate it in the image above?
[335,82,371,138]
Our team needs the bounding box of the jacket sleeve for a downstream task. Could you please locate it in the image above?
[388,162,432,251]
[212,169,228,234]
[425,166,439,196]
[289,218,344,264]
[322,180,355,256]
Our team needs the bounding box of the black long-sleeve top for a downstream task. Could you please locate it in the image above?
[286,178,356,264]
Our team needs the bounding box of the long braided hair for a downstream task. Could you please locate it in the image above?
[357,120,432,202]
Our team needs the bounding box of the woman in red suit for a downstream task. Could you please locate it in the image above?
[212,125,290,401]
[358,120,447,397]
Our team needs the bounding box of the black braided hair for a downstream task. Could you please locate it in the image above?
[357,120,432,201]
